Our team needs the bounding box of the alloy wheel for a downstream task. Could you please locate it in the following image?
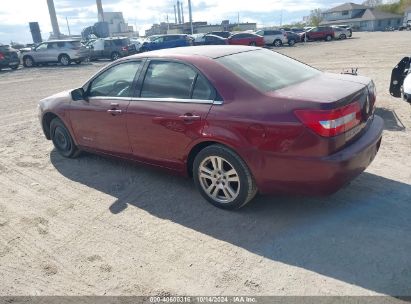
[198,156,240,204]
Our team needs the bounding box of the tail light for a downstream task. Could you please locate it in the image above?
[0,52,4,60]
[122,46,128,51]
[295,102,361,137]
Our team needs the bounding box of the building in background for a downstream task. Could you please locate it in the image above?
[98,12,136,37]
[145,20,257,36]
[320,2,403,31]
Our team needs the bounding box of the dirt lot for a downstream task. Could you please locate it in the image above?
[0,32,410,297]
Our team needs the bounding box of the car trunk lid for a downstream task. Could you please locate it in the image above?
[271,72,376,150]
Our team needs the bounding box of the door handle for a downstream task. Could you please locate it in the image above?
[179,114,201,122]
[107,109,122,115]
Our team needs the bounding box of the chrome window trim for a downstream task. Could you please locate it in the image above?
[88,96,223,105]
[88,96,131,101]
[131,97,215,104]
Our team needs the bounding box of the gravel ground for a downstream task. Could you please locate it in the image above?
[0,31,410,297]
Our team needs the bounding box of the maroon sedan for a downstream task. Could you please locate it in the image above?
[39,46,383,209]
[227,33,265,47]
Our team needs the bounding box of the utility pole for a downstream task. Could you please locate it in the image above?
[66,17,71,36]
[188,0,193,34]
[280,10,283,27]
[238,12,240,26]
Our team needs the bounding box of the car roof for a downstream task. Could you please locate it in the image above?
[129,45,258,59]
[45,40,80,43]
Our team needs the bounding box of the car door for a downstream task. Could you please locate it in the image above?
[150,36,165,50]
[69,60,142,155]
[126,60,216,171]
[33,43,48,62]
[229,34,244,45]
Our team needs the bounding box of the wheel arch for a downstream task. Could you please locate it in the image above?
[186,140,243,177]
[58,53,70,61]
[42,111,75,143]
[42,112,60,140]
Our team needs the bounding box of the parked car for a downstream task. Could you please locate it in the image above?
[254,29,287,47]
[299,27,335,42]
[291,28,305,33]
[207,31,231,38]
[89,37,136,61]
[141,34,193,52]
[227,33,264,46]
[285,31,301,46]
[38,46,383,210]
[332,25,353,37]
[333,27,350,39]
[22,40,89,67]
[390,56,411,104]
[191,33,206,45]
[0,44,20,71]
[130,38,144,52]
[196,34,228,45]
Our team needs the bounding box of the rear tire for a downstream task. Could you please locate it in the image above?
[325,35,332,41]
[340,34,346,39]
[10,65,19,70]
[273,39,282,47]
[23,56,35,68]
[50,118,80,158]
[59,54,71,66]
[111,52,120,61]
[249,42,257,46]
[193,145,257,210]
[288,39,296,46]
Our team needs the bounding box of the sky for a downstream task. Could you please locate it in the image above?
[0,0,367,44]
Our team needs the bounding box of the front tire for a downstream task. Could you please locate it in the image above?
[50,118,80,158]
[23,56,35,67]
[340,34,346,39]
[288,39,296,46]
[193,145,257,210]
[10,65,19,70]
[325,35,332,41]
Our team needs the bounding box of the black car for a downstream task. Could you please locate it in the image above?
[196,34,228,45]
[207,31,231,38]
[0,44,20,71]
[285,31,301,46]
[89,37,137,61]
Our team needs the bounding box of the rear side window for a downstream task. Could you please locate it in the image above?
[217,49,320,92]
[140,61,215,100]
[192,74,213,100]
[68,41,81,48]
[141,62,196,99]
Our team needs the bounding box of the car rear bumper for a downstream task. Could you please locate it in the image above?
[257,115,384,195]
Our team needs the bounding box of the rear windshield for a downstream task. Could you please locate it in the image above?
[216,49,320,92]
[113,39,129,46]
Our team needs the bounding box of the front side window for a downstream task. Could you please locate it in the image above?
[89,61,141,98]
[36,43,48,51]
[217,49,320,92]
[141,61,196,99]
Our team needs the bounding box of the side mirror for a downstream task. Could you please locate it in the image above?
[71,88,87,101]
